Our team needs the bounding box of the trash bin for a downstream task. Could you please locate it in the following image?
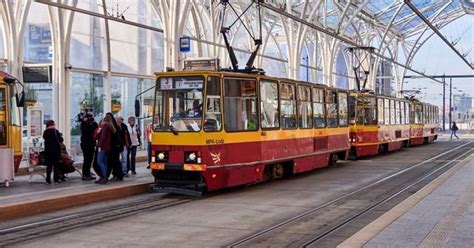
[0,148,14,187]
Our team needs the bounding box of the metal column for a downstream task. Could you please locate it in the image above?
[449,77,452,129]
[442,75,445,131]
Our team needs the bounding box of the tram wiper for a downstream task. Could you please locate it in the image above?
[168,125,179,136]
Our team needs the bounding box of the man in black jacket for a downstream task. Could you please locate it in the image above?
[80,112,98,180]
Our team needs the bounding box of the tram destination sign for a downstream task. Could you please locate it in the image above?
[159,77,203,90]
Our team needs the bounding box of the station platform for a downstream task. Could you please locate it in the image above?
[340,150,474,247]
[0,162,153,221]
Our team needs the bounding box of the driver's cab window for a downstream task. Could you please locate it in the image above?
[0,88,7,145]
[204,76,222,132]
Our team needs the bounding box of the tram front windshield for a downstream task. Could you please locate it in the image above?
[153,76,204,132]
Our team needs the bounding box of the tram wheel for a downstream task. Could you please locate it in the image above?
[273,164,284,179]
[328,154,338,167]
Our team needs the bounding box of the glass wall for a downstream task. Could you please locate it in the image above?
[23,3,52,63]
[0,19,4,59]
[107,0,163,75]
[70,72,105,145]
[69,2,107,70]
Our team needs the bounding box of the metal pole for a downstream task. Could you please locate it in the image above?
[442,75,445,131]
[449,77,452,129]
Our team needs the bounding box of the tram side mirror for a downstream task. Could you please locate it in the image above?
[134,99,140,117]
[16,92,25,107]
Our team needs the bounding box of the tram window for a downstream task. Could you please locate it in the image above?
[224,78,258,132]
[280,83,297,129]
[390,99,395,125]
[395,101,401,125]
[356,96,365,125]
[377,98,384,125]
[338,92,348,127]
[0,88,7,145]
[260,80,280,129]
[348,95,356,124]
[384,99,391,125]
[415,104,423,124]
[405,102,413,124]
[364,96,377,125]
[204,76,222,132]
[297,86,312,129]
[326,90,338,127]
[312,88,326,128]
[401,102,405,125]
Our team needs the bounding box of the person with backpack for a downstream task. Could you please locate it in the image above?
[96,116,115,184]
[117,116,131,176]
[451,121,459,140]
[80,111,98,180]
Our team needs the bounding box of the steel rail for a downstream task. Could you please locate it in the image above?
[227,141,473,247]
[302,147,474,247]
[0,195,193,246]
[256,1,445,85]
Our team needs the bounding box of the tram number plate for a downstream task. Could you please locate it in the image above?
[206,139,225,145]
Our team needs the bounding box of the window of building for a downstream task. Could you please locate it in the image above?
[377,98,384,125]
[312,88,325,128]
[326,90,338,127]
[280,83,297,129]
[260,80,279,129]
[204,76,222,132]
[338,92,348,126]
[297,85,312,129]
[224,78,258,132]
[384,98,391,125]
[70,72,105,145]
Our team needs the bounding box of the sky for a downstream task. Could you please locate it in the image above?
[407,15,474,110]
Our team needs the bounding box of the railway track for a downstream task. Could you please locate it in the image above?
[228,141,474,248]
[0,194,193,247]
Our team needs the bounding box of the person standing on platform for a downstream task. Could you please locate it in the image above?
[96,116,115,184]
[105,113,124,181]
[117,116,131,176]
[145,122,152,169]
[80,111,98,180]
[127,116,140,175]
[42,120,63,184]
[451,121,459,140]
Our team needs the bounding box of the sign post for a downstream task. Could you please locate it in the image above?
[180,37,191,53]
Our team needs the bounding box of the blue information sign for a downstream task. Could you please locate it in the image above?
[180,36,191,52]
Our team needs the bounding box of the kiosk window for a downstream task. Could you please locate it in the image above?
[0,88,7,145]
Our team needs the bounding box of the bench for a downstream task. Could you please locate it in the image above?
[28,148,83,183]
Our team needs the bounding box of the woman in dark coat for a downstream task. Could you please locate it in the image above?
[42,120,63,184]
[105,112,125,180]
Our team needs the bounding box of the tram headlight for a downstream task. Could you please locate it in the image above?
[158,152,165,160]
[156,151,168,162]
[185,151,200,163]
